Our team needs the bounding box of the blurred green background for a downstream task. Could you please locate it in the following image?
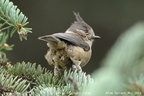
[7,0,144,73]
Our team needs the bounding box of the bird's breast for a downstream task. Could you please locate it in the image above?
[67,45,92,67]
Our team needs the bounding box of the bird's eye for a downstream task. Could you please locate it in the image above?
[84,30,88,34]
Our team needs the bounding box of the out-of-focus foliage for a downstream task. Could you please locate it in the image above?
[82,22,144,96]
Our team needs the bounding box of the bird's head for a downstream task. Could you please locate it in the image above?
[66,12,100,46]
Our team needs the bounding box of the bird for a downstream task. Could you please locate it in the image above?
[38,12,100,75]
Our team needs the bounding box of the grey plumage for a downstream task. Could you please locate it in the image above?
[39,33,90,51]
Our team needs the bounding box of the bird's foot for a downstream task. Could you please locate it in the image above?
[54,66,62,76]
[72,64,82,71]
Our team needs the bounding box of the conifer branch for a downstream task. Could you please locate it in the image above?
[0,0,32,40]
[0,0,32,64]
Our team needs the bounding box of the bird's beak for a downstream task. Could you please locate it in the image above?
[92,35,101,39]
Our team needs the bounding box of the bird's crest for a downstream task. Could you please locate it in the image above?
[67,12,91,33]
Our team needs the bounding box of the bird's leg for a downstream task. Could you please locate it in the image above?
[71,59,82,71]
[54,65,62,76]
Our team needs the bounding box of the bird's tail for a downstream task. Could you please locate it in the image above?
[38,35,60,44]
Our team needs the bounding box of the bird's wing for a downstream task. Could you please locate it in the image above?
[38,33,90,51]
[53,33,90,51]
